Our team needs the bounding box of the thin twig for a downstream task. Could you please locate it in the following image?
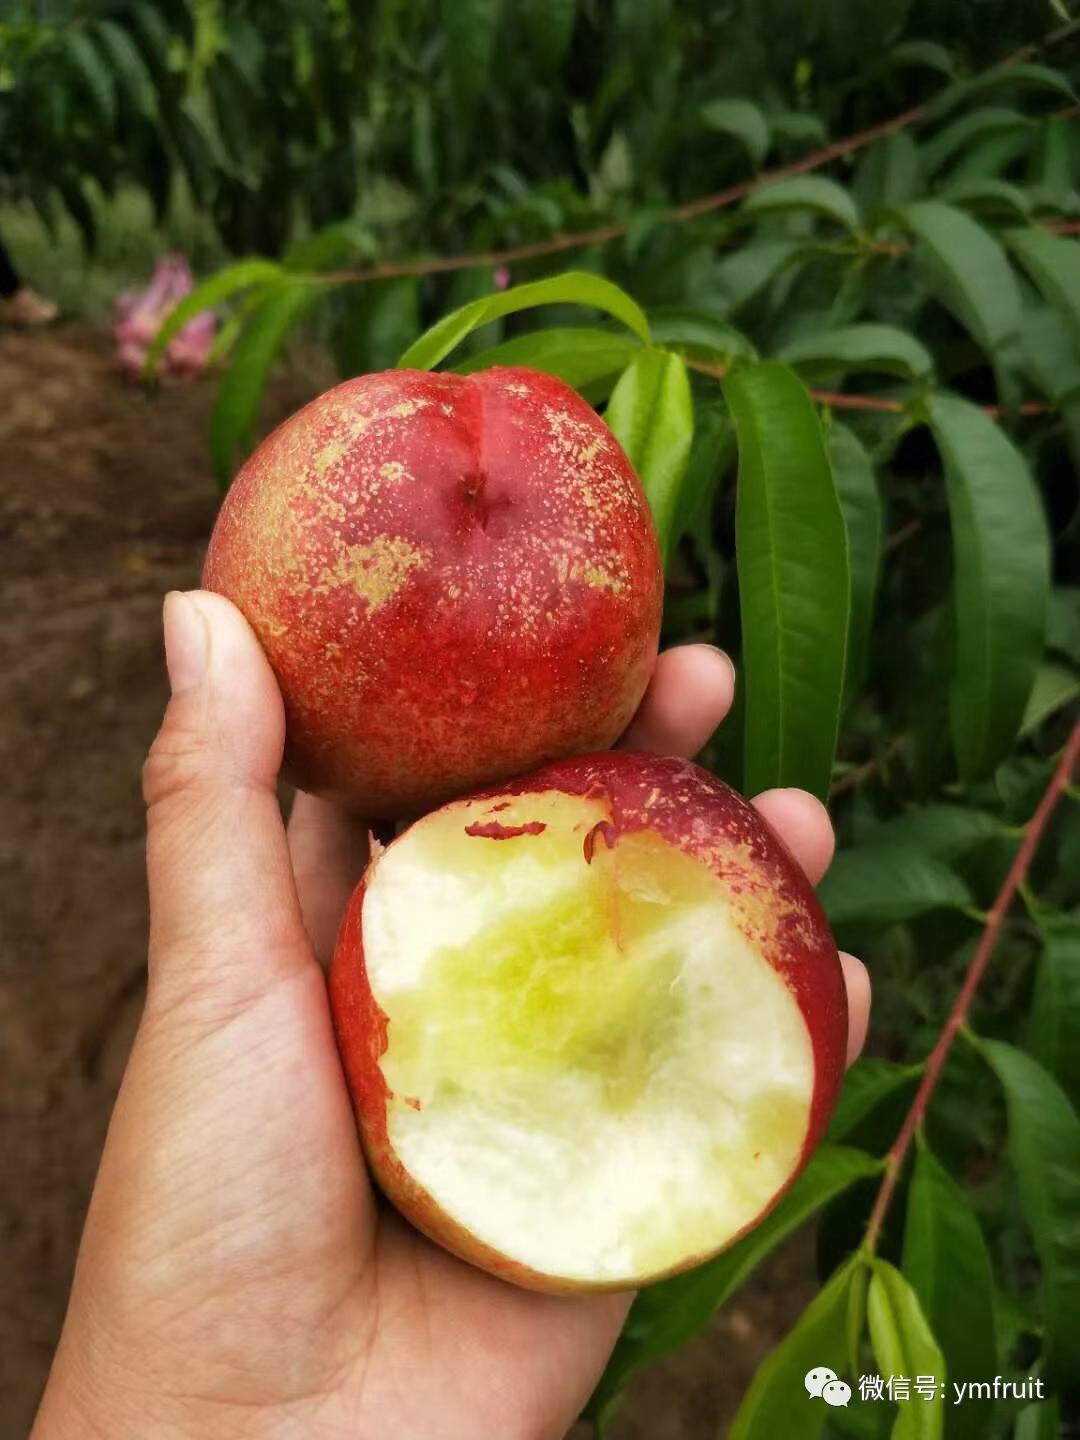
[829,737,907,799]
[809,390,906,414]
[686,359,1054,418]
[882,517,924,554]
[1005,16,1080,61]
[665,106,927,223]
[863,720,1080,1251]
[688,358,908,414]
[306,222,631,286]
[829,756,883,799]
[984,400,1055,417]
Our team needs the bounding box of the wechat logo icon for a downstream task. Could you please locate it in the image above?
[806,1368,852,1407]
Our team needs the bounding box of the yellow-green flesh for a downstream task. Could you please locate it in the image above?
[362,790,814,1285]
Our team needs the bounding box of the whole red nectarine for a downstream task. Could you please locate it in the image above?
[330,751,847,1293]
[203,367,662,816]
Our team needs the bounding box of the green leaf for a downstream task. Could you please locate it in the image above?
[941,179,1034,221]
[337,276,420,376]
[713,240,806,315]
[1014,1399,1060,1440]
[829,425,882,707]
[903,1140,997,1440]
[410,91,437,194]
[864,805,1006,861]
[890,39,955,77]
[769,109,828,147]
[847,1258,871,1381]
[206,312,243,368]
[443,0,502,115]
[1035,116,1074,208]
[981,1039,1080,1389]
[145,260,284,380]
[782,325,933,381]
[648,306,757,364]
[926,393,1049,780]
[669,400,735,554]
[856,132,923,217]
[92,18,156,117]
[943,129,1034,188]
[605,350,693,566]
[743,175,860,232]
[614,0,670,56]
[397,271,650,371]
[63,28,116,129]
[1020,660,1080,736]
[169,106,215,205]
[285,220,376,272]
[1047,588,1080,665]
[589,1150,879,1430]
[179,88,233,179]
[817,845,973,927]
[130,0,172,69]
[827,1059,923,1145]
[211,282,325,488]
[921,108,1031,177]
[57,177,96,256]
[455,327,640,391]
[724,362,849,800]
[700,98,770,166]
[929,62,1076,122]
[867,1259,945,1440]
[900,203,1022,381]
[441,264,507,358]
[1020,305,1080,404]
[1006,229,1080,346]
[520,0,574,71]
[1029,910,1080,1113]
[728,1260,857,1440]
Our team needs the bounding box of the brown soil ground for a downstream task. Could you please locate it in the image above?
[0,324,814,1439]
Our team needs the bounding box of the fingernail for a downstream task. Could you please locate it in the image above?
[163,591,209,695]
[704,645,737,693]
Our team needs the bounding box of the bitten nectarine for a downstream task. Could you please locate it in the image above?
[203,367,662,817]
[330,751,847,1293]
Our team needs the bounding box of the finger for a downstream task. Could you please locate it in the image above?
[751,788,835,886]
[620,645,735,757]
[840,951,871,1067]
[288,792,371,968]
[143,591,311,1014]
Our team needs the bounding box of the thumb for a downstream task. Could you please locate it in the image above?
[143,590,312,1014]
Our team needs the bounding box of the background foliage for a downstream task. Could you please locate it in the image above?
[6,2,1080,1436]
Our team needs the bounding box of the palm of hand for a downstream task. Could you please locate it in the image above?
[34,596,868,1440]
[124,938,626,1440]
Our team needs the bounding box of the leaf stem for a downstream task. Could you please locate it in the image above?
[882,517,923,554]
[862,719,1080,1251]
[828,736,908,798]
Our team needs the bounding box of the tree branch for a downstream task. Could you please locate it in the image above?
[863,719,1080,1251]
[307,22,1080,290]
[684,358,1054,419]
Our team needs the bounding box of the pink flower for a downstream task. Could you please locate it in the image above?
[493,266,511,291]
[113,254,217,381]
[165,310,217,378]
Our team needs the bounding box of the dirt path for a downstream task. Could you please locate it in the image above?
[0,325,812,1438]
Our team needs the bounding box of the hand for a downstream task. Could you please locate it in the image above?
[32,591,870,1440]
